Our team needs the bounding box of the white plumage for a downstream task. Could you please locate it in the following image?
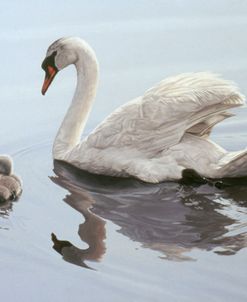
[42,37,247,183]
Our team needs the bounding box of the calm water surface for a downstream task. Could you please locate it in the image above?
[0,1,247,301]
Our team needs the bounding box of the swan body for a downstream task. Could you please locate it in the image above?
[41,37,247,183]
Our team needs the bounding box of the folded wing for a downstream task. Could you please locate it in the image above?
[87,72,245,155]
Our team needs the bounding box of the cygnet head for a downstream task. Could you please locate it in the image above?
[0,156,12,175]
[41,37,97,95]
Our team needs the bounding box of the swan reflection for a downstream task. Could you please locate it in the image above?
[51,160,247,268]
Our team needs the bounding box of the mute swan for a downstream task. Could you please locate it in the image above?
[0,155,22,202]
[41,37,247,183]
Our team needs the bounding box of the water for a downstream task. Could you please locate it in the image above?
[0,1,247,301]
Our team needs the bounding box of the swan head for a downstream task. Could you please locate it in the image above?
[41,37,86,95]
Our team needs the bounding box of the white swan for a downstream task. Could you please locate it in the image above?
[41,37,247,183]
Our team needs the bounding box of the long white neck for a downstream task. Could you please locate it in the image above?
[53,46,99,160]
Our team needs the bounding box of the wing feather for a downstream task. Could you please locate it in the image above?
[87,72,245,154]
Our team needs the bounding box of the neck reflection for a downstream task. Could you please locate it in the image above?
[51,173,106,269]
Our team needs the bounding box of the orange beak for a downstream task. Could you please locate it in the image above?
[41,66,58,95]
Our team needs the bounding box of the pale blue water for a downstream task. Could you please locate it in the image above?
[0,1,247,301]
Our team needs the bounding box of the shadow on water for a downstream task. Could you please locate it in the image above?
[50,160,247,269]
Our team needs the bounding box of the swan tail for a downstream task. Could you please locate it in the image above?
[214,150,247,178]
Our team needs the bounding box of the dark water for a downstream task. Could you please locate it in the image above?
[1,1,247,301]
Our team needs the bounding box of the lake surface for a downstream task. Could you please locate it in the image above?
[0,1,247,301]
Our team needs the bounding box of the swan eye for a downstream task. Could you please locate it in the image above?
[41,51,58,71]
